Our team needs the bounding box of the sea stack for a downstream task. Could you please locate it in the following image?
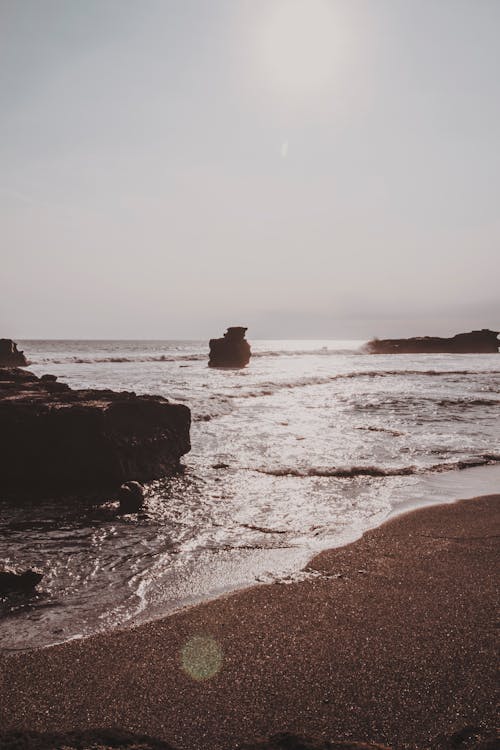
[209,327,251,368]
[0,339,27,367]
[365,329,499,354]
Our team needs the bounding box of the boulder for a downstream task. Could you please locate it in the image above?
[0,339,27,367]
[209,326,251,368]
[0,368,191,496]
[0,567,43,596]
[364,329,499,354]
[118,480,145,513]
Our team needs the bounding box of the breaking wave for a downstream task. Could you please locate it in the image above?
[357,396,500,410]
[29,354,206,365]
[229,369,500,398]
[251,347,362,357]
[254,454,500,478]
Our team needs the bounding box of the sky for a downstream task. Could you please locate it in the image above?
[1,0,499,339]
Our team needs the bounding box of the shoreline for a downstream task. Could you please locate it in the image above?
[0,492,498,749]
[2,463,500,655]
[123,462,500,644]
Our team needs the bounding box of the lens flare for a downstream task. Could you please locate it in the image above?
[181,635,223,681]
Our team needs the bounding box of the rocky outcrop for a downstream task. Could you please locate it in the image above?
[365,329,499,354]
[241,736,390,750]
[118,480,145,513]
[0,339,27,367]
[0,567,43,596]
[0,368,191,496]
[432,726,500,750]
[0,729,497,750]
[0,729,175,750]
[209,326,251,367]
[241,729,499,750]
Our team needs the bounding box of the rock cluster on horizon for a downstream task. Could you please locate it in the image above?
[0,368,191,496]
[0,338,27,367]
[365,329,499,354]
[209,326,251,367]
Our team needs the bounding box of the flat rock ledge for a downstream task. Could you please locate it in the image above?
[0,368,191,496]
[0,338,27,367]
[364,329,499,354]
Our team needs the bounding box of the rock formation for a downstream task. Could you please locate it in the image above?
[0,567,43,596]
[118,480,145,513]
[0,729,497,750]
[0,339,27,367]
[209,326,251,368]
[0,368,191,496]
[241,735,390,750]
[365,329,499,354]
[0,729,175,750]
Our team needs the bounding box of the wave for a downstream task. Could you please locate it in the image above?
[252,347,361,358]
[254,454,500,478]
[229,369,500,399]
[28,350,355,364]
[357,396,500,410]
[436,397,500,407]
[29,354,206,365]
[28,350,357,365]
[355,426,405,436]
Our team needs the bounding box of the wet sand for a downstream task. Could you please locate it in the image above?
[0,495,498,749]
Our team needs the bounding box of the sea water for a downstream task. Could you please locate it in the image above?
[1,339,499,650]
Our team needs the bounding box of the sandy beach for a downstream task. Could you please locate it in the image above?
[0,494,498,749]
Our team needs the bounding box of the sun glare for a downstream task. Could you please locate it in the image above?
[256,0,341,99]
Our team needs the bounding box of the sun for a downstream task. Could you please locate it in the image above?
[256,0,342,99]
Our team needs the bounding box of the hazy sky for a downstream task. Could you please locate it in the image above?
[1,0,499,339]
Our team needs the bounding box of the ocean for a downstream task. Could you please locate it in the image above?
[1,339,499,651]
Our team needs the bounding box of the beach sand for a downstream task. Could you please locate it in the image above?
[0,495,498,750]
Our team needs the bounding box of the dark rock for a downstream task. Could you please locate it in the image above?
[0,729,175,749]
[0,567,43,596]
[39,373,70,394]
[0,368,191,496]
[0,339,27,367]
[0,730,497,750]
[209,326,251,368]
[118,480,145,513]
[365,329,499,354]
[240,735,390,750]
[431,726,499,750]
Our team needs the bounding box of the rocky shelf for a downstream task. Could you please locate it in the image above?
[0,368,191,496]
[364,329,499,354]
[0,338,27,367]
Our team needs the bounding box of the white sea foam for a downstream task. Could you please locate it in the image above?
[1,339,499,651]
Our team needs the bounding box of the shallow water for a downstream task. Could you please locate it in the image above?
[0,339,499,651]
